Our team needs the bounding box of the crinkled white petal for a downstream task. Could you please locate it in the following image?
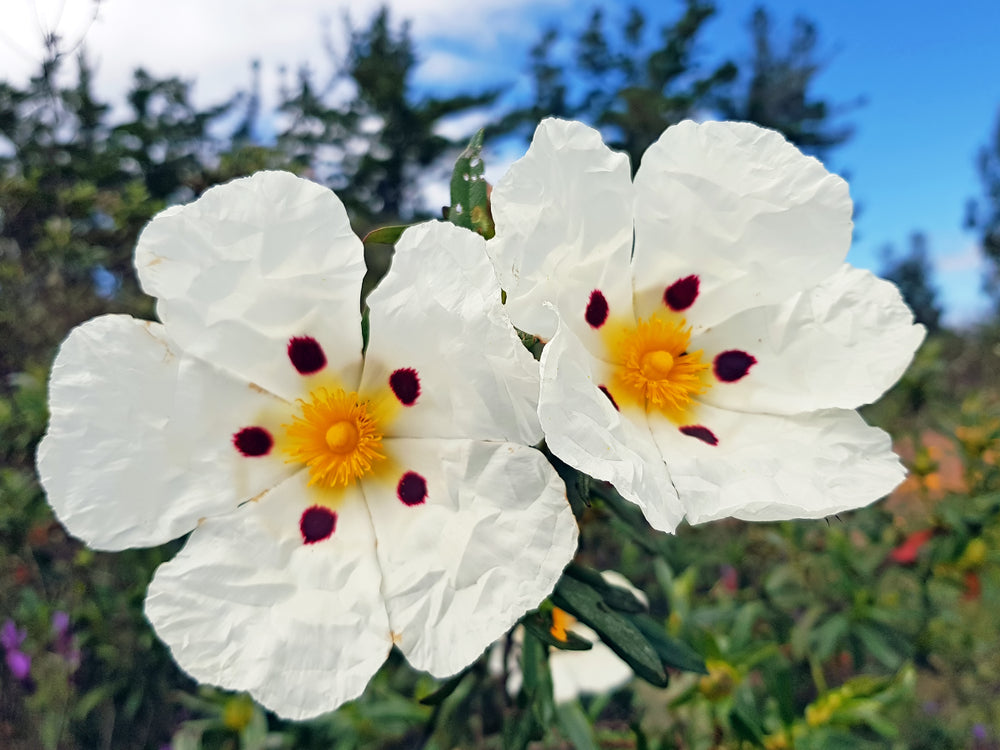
[694,265,926,415]
[539,314,683,533]
[363,438,577,677]
[36,315,293,550]
[488,118,636,345]
[135,171,366,399]
[145,472,392,720]
[550,622,634,703]
[647,402,905,525]
[632,121,853,331]
[362,221,542,444]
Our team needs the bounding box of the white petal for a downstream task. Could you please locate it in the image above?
[361,221,542,444]
[551,623,633,703]
[135,171,366,399]
[632,121,852,330]
[145,473,392,720]
[694,265,926,414]
[363,438,577,677]
[539,315,683,533]
[37,315,292,551]
[488,118,636,345]
[647,402,905,525]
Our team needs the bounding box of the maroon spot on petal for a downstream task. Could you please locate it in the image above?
[300,505,337,544]
[585,289,609,329]
[598,385,619,411]
[288,336,327,374]
[232,426,273,457]
[664,275,700,311]
[389,368,421,406]
[679,425,718,446]
[713,350,757,382]
[397,471,428,506]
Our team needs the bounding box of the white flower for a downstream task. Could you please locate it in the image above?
[493,571,645,703]
[36,171,578,720]
[488,119,925,532]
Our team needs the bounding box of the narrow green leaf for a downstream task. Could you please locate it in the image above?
[362,224,409,245]
[551,576,668,687]
[420,667,471,706]
[522,611,594,651]
[566,563,646,613]
[762,656,796,726]
[632,615,708,674]
[853,622,905,669]
[361,305,371,355]
[555,701,601,750]
[448,129,494,238]
[729,686,765,746]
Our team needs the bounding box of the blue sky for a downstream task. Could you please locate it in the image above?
[1,0,997,324]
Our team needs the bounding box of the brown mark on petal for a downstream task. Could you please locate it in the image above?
[391,631,403,646]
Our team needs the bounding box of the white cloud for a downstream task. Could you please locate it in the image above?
[0,0,569,110]
[935,238,986,274]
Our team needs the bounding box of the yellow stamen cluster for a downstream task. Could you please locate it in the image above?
[609,315,710,413]
[283,387,385,488]
[549,607,576,642]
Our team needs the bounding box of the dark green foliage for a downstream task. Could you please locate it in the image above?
[504,1,738,170]
[718,7,855,159]
[969,106,1000,309]
[881,232,944,333]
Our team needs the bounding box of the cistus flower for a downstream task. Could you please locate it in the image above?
[37,171,578,719]
[488,118,925,532]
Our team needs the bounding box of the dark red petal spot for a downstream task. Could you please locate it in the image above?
[300,505,337,544]
[679,425,718,446]
[664,275,700,311]
[598,385,619,411]
[389,368,421,406]
[287,336,327,374]
[397,471,428,506]
[713,350,757,382]
[233,426,273,457]
[585,289,609,329]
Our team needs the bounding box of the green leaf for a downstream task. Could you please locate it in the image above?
[811,612,849,660]
[555,701,601,750]
[565,563,646,613]
[729,686,765,746]
[420,667,472,705]
[551,575,668,687]
[362,224,410,245]
[448,129,494,239]
[853,622,908,669]
[522,611,594,651]
[631,615,708,674]
[762,656,796,726]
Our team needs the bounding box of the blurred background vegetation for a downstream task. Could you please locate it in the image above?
[2,1,1000,748]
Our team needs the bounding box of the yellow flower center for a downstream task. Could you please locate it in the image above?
[549,607,576,642]
[283,387,385,487]
[608,315,711,413]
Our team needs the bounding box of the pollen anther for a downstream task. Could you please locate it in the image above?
[609,315,710,414]
[283,387,385,488]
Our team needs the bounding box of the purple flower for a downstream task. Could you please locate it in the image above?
[973,724,988,740]
[1,619,25,650]
[51,611,81,670]
[6,649,31,680]
[2,619,31,682]
[52,610,70,636]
